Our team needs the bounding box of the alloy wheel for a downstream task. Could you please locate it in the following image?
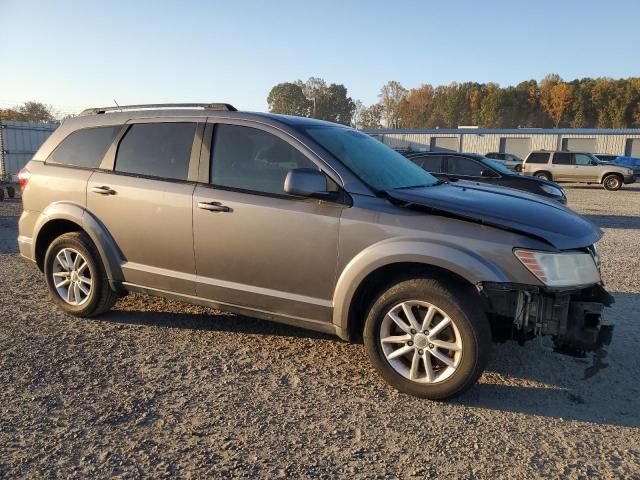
[379,300,463,384]
[605,176,620,190]
[51,248,93,306]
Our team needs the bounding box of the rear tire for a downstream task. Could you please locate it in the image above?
[535,171,552,181]
[44,232,118,317]
[514,164,522,172]
[363,277,491,400]
[602,174,622,191]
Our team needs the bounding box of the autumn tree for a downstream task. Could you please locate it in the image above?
[398,84,434,128]
[549,83,574,127]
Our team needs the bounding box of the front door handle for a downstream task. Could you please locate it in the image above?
[91,186,116,195]
[197,201,231,212]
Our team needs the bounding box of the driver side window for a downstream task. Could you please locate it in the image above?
[210,124,319,195]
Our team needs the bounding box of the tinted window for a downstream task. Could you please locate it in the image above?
[47,126,120,168]
[553,153,572,165]
[526,153,550,164]
[115,123,196,181]
[574,153,593,165]
[305,127,438,192]
[447,156,484,176]
[415,155,443,173]
[211,124,317,195]
[486,153,502,160]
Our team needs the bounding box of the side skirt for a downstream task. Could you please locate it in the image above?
[120,282,343,338]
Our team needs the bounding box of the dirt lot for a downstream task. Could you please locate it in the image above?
[1,185,639,479]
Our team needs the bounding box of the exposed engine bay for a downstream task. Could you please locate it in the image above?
[479,282,614,354]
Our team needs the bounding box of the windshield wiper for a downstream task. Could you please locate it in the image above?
[393,181,441,190]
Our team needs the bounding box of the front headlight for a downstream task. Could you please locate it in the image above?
[539,184,564,197]
[514,249,601,287]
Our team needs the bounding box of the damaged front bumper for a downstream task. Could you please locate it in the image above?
[479,282,614,352]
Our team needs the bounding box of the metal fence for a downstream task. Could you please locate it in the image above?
[0,120,58,179]
[365,128,640,159]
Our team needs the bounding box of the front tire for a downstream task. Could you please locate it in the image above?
[363,277,491,400]
[535,171,552,181]
[44,232,117,317]
[602,174,622,191]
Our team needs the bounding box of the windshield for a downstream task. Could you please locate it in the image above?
[483,158,513,175]
[304,127,438,192]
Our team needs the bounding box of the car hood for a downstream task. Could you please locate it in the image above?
[387,182,602,250]
[506,174,564,191]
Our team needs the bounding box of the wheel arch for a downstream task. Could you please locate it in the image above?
[599,171,623,183]
[32,202,124,283]
[332,239,508,342]
[533,170,552,179]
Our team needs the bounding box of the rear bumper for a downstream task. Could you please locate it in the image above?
[480,282,614,352]
[17,235,34,261]
[623,175,636,184]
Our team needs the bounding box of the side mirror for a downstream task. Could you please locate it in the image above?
[284,168,331,198]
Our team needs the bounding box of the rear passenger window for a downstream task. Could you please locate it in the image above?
[552,153,572,165]
[47,126,120,168]
[447,156,484,176]
[415,156,443,173]
[115,123,196,181]
[526,153,550,164]
[211,124,318,195]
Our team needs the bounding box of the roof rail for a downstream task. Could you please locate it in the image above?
[79,103,237,116]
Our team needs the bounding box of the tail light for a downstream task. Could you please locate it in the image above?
[17,167,31,193]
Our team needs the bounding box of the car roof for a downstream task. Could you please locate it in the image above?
[408,151,486,160]
[64,108,341,128]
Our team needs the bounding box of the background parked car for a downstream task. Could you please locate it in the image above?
[610,156,640,176]
[485,152,523,172]
[404,152,566,203]
[593,153,618,163]
[522,151,635,191]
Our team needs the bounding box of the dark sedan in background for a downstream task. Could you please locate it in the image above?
[404,151,567,204]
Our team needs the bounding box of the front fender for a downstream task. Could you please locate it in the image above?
[32,202,124,282]
[331,238,508,335]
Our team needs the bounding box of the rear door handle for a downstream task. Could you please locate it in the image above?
[91,186,116,195]
[197,201,231,212]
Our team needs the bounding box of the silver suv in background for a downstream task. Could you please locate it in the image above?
[17,104,613,399]
[522,150,635,190]
[485,152,523,172]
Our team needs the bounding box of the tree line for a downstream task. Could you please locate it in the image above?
[0,102,58,123]
[268,75,640,130]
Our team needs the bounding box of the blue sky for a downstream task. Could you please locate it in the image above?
[1,0,638,116]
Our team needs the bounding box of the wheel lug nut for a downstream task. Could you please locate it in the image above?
[408,341,413,346]
[410,329,416,334]
[418,349,424,355]
[428,343,434,349]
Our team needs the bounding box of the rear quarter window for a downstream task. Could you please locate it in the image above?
[46,126,121,168]
[526,152,550,164]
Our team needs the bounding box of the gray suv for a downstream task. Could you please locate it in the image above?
[17,104,613,399]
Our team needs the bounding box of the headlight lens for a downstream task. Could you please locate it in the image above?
[539,184,564,197]
[514,249,601,287]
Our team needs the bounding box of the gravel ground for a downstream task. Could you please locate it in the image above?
[1,185,639,479]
